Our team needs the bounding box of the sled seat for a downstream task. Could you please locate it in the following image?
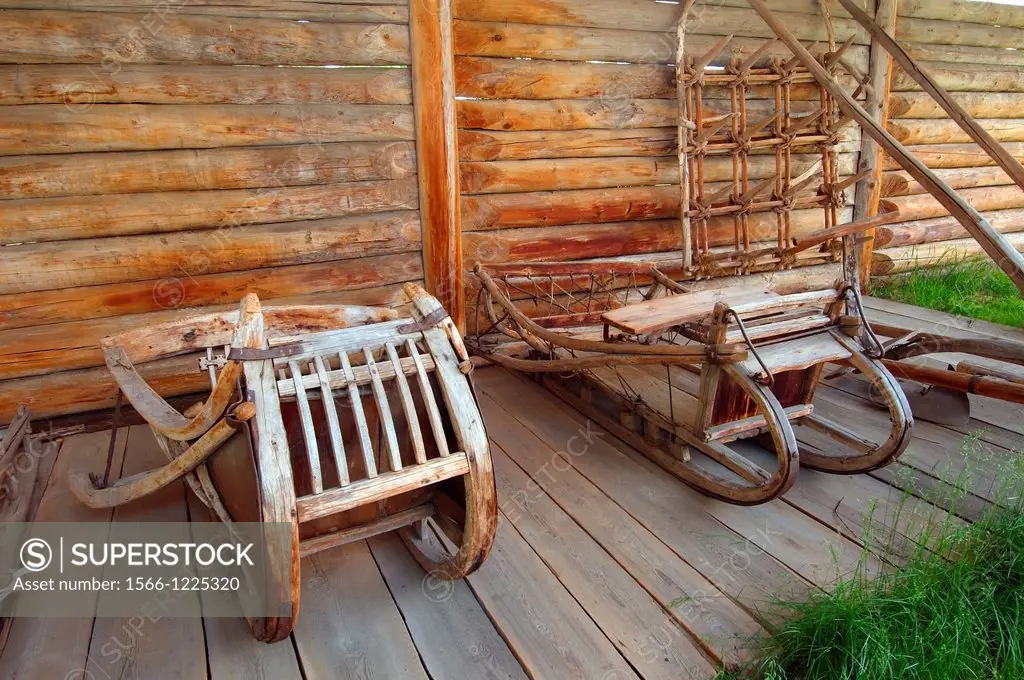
[601,285,844,346]
[602,287,779,336]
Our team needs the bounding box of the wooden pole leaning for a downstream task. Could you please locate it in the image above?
[840,0,1024,196]
[746,0,1024,295]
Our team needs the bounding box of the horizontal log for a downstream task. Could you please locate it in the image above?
[0,141,416,198]
[460,153,858,195]
[0,65,412,105]
[454,19,679,64]
[463,185,679,230]
[455,56,833,101]
[470,256,843,297]
[883,142,1024,170]
[885,185,1024,222]
[875,208,1024,249]
[457,56,673,99]
[459,128,675,161]
[682,262,844,294]
[896,16,1024,50]
[1,177,419,243]
[458,127,858,161]
[0,280,420,380]
[900,41,1024,68]
[0,353,207,424]
[883,359,1024,404]
[0,1,408,22]
[465,220,682,264]
[0,104,415,155]
[465,207,853,264]
[872,233,1024,275]
[889,92,1024,120]
[452,0,869,42]
[461,182,857,231]
[881,165,1014,197]
[955,360,1024,386]
[468,259,846,330]
[453,19,869,67]
[888,118,1024,146]
[0,210,421,294]
[0,10,409,65]
[461,157,676,194]
[891,61,1024,93]
[459,98,674,131]
[898,0,1024,29]
[0,253,424,331]
[0,282,414,423]
[457,97,821,132]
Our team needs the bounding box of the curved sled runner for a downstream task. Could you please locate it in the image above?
[470,263,913,506]
[70,284,497,642]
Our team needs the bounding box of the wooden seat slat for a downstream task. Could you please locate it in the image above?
[289,360,323,495]
[313,355,349,486]
[386,343,428,466]
[407,339,451,458]
[365,347,403,474]
[340,351,378,479]
[601,288,779,336]
[276,354,437,398]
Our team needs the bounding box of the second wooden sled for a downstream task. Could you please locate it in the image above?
[471,263,913,506]
[70,284,497,642]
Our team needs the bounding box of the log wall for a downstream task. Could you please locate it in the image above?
[872,0,1024,275]
[0,1,423,422]
[4,0,1023,424]
[453,0,871,315]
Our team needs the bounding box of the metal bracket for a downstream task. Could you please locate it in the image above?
[199,354,228,372]
[724,308,775,388]
[399,308,449,334]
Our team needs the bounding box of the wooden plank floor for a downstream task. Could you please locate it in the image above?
[1,300,1021,680]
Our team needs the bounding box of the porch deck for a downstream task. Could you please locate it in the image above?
[1,298,1021,680]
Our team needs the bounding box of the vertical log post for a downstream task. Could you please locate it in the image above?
[677,0,697,271]
[854,0,898,288]
[410,0,464,329]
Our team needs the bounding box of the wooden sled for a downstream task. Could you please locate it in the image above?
[70,284,497,642]
[471,263,913,506]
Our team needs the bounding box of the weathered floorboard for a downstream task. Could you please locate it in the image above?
[0,431,126,680]
[367,532,529,680]
[292,542,430,680]
[84,426,206,680]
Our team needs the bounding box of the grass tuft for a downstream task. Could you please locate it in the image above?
[870,258,1024,328]
[716,440,1024,680]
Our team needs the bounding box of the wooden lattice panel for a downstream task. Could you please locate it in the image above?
[680,49,858,277]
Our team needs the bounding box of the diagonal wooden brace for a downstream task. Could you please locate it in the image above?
[747,0,1024,295]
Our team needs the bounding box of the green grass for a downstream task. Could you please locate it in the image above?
[869,258,1024,328]
[716,442,1024,680]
